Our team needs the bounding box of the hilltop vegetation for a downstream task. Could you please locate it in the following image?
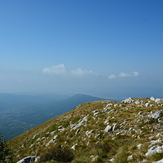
[8,97,163,163]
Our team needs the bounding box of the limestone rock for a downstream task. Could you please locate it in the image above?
[112,123,117,131]
[153,158,163,163]
[104,125,112,132]
[122,97,134,104]
[46,135,58,146]
[155,98,161,103]
[17,156,40,163]
[150,111,162,119]
[135,100,140,105]
[150,97,155,101]
[85,130,93,137]
[71,143,77,150]
[127,155,133,161]
[145,103,149,107]
[71,115,89,130]
[145,145,163,156]
[91,155,100,162]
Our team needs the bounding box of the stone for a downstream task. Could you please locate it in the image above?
[150,97,155,101]
[155,98,161,103]
[158,118,163,123]
[145,103,149,107]
[150,139,162,146]
[46,135,58,146]
[50,131,55,135]
[75,129,80,134]
[112,123,117,131]
[114,104,118,107]
[122,97,134,103]
[71,115,89,130]
[17,156,40,163]
[145,145,163,156]
[127,155,133,161]
[153,158,163,163]
[71,143,77,150]
[110,158,114,162]
[93,112,99,116]
[85,130,93,137]
[150,111,162,119]
[104,125,112,132]
[120,121,126,126]
[103,107,111,112]
[91,155,100,162]
[135,100,140,105]
[137,144,142,149]
[92,110,99,113]
[104,104,112,111]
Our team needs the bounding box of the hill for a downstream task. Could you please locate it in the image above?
[0,93,107,140]
[8,96,163,163]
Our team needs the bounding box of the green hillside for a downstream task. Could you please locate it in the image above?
[8,97,163,163]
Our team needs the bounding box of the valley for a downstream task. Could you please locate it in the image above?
[0,93,108,140]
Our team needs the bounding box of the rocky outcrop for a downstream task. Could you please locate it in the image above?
[149,111,163,119]
[11,96,163,163]
[45,135,58,146]
[122,97,134,103]
[153,159,163,163]
[17,156,40,163]
[104,125,112,132]
[145,145,163,156]
[71,115,89,130]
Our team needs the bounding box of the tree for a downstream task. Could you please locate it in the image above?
[0,132,13,163]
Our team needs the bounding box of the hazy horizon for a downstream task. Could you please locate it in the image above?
[1,1,163,99]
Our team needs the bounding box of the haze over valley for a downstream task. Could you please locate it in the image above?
[0,1,163,162]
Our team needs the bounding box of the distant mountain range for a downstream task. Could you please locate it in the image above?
[0,93,108,140]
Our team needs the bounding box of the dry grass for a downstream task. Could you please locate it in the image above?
[7,98,163,163]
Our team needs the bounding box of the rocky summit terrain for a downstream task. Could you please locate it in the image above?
[8,97,163,163]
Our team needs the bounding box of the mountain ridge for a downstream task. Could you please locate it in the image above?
[8,96,163,163]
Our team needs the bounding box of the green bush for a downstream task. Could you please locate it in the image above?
[40,146,74,162]
[71,117,80,124]
[62,122,70,128]
[49,124,58,132]
[147,118,158,124]
[40,152,52,162]
[0,132,13,163]
[96,142,112,153]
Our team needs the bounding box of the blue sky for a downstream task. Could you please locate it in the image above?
[0,0,163,98]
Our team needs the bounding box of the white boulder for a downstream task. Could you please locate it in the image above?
[104,125,112,132]
[150,97,155,101]
[71,115,89,130]
[153,158,163,163]
[150,111,162,119]
[155,98,161,103]
[145,145,163,156]
[122,97,134,104]
[17,156,40,163]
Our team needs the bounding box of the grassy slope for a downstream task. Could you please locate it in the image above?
[8,98,163,163]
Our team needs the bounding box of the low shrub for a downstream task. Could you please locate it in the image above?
[71,117,80,124]
[96,142,112,153]
[40,146,74,162]
[49,124,58,132]
[148,152,163,162]
[113,146,129,163]
[62,122,70,128]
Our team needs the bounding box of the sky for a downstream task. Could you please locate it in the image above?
[0,0,163,98]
